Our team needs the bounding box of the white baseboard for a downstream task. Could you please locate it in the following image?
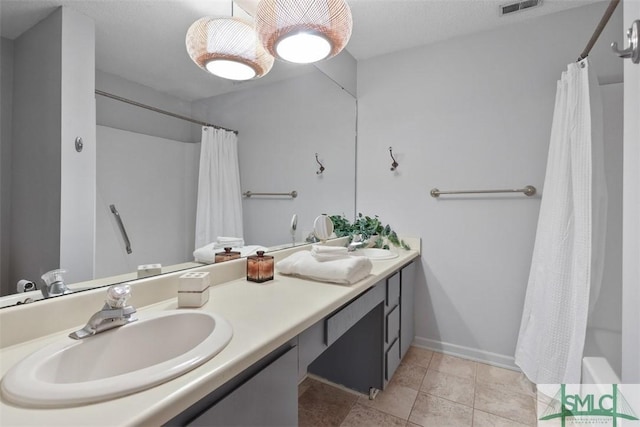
[412,336,520,371]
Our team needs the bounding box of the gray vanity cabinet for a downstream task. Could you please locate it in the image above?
[167,345,298,427]
[400,261,416,358]
[384,271,401,386]
[168,259,417,426]
[308,259,417,393]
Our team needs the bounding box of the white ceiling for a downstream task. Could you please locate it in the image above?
[0,0,600,101]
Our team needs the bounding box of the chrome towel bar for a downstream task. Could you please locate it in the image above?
[109,204,132,254]
[243,191,298,198]
[430,185,537,198]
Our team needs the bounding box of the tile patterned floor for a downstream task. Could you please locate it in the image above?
[298,347,537,427]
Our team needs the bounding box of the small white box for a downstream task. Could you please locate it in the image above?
[178,272,210,292]
[178,288,210,308]
[138,264,162,279]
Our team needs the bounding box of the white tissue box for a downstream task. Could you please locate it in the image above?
[178,272,210,292]
[178,288,210,308]
[137,264,162,279]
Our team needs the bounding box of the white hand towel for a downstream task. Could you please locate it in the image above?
[310,245,349,262]
[238,245,268,257]
[193,242,218,264]
[276,251,372,285]
[213,236,245,249]
[217,236,244,242]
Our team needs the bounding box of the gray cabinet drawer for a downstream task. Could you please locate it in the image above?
[386,272,400,308]
[386,304,400,345]
[326,282,385,346]
[385,338,401,381]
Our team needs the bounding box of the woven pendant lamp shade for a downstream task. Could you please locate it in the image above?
[186,17,274,80]
[256,0,353,63]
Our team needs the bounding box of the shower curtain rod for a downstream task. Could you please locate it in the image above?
[95,89,239,135]
[577,0,620,61]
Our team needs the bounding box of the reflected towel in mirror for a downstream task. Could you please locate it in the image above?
[213,236,245,249]
[276,251,372,285]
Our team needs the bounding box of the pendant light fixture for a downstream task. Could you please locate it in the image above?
[256,0,353,64]
[186,16,274,81]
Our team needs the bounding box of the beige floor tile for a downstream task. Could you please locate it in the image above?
[402,346,434,369]
[299,352,541,427]
[476,363,536,397]
[357,381,418,420]
[298,377,314,397]
[389,362,428,391]
[299,378,358,427]
[473,409,533,427]
[428,352,477,380]
[420,369,475,407]
[474,384,537,426]
[340,403,406,427]
[408,393,473,427]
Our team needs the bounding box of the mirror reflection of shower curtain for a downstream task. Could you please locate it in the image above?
[515,59,607,384]
[194,127,243,250]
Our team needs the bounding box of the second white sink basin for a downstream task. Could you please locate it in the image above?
[353,248,399,260]
[1,310,232,408]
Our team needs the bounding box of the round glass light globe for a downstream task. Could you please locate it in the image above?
[276,32,331,64]
[206,60,256,81]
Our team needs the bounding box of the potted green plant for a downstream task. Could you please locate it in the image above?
[329,213,410,250]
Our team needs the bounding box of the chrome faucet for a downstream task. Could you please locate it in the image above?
[347,234,364,252]
[69,284,137,340]
[40,269,70,298]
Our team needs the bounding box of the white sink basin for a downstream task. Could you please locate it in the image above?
[353,248,399,260]
[1,310,232,408]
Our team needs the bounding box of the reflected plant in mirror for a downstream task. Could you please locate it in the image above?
[329,213,411,250]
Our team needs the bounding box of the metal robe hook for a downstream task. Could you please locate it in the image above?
[611,20,639,64]
[389,147,399,171]
[315,153,325,174]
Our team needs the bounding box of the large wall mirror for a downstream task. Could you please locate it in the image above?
[0,1,356,308]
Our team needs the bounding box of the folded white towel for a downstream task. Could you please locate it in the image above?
[276,251,372,285]
[213,236,245,249]
[194,244,267,264]
[217,236,243,242]
[310,245,349,262]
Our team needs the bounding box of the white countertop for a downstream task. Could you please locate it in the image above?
[0,247,419,426]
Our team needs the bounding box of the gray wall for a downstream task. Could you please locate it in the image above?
[314,49,357,98]
[583,82,623,377]
[621,0,640,383]
[1,37,14,296]
[59,7,96,284]
[94,71,201,275]
[10,10,63,291]
[356,2,623,367]
[95,126,198,278]
[96,70,199,143]
[7,7,96,291]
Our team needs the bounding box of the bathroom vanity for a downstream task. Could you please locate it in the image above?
[171,260,417,426]
[0,240,419,426]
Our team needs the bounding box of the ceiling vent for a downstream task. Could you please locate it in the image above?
[499,0,542,16]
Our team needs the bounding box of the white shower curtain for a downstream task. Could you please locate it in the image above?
[515,59,607,384]
[194,127,243,250]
